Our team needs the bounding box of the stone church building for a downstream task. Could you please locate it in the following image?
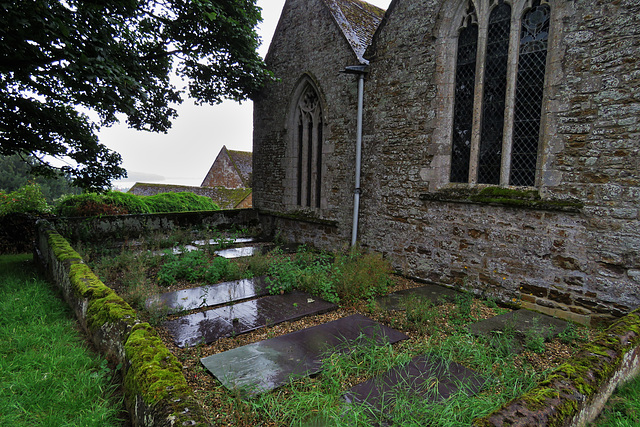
[252,0,640,325]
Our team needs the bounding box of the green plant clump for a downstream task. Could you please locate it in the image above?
[265,246,392,304]
[55,190,220,217]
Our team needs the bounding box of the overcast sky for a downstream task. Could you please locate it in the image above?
[104,0,391,189]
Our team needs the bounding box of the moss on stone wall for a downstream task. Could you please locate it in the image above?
[472,309,640,426]
[124,323,207,425]
[38,222,209,426]
[420,186,584,212]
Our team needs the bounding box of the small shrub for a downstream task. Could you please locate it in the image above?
[0,183,50,216]
[330,249,392,303]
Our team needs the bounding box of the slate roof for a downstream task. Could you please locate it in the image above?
[226,149,253,187]
[201,146,252,188]
[322,0,386,64]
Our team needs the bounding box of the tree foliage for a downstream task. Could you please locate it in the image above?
[0,154,81,202]
[0,0,270,191]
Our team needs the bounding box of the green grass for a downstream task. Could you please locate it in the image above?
[592,375,640,426]
[0,254,124,426]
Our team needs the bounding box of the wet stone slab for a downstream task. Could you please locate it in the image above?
[164,291,337,348]
[375,284,462,311]
[200,314,408,394]
[344,355,485,418]
[469,309,568,353]
[214,246,261,258]
[145,276,269,314]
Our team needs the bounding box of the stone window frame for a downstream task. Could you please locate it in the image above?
[437,0,554,189]
[284,74,328,210]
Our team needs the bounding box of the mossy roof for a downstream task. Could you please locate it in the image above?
[322,0,386,64]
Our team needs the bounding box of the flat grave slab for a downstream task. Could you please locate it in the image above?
[469,309,568,353]
[193,237,256,246]
[344,355,485,416]
[375,284,462,311]
[145,276,269,314]
[164,290,337,348]
[200,314,408,394]
[214,246,260,258]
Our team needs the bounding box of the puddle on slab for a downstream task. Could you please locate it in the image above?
[145,276,269,313]
[164,291,337,348]
[214,246,260,258]
[200,314,408,394]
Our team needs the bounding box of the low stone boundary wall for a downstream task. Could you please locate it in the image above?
[35,220,209,426]
[473,309,640,426]
[53,208,261,242]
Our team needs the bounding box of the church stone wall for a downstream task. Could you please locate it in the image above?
[253,0,640,324]
[358,0,640,324]
[253,0,364,247]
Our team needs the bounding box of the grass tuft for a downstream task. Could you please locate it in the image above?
[0,254,124,425]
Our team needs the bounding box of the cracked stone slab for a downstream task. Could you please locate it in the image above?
[375,284,462,311]
[145,276,269,314]
[200,314,408,394]
[344,354,486,416]
[164,290,337,348]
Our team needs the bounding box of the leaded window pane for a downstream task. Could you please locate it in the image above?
[450,23,478,183]
[478,2,511,185]
[510,3,550,186]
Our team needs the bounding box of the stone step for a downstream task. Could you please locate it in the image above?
[200,314,408,394]
[164,290,337,348]
[145,276,269,314]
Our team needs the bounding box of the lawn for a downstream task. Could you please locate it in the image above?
[0,254,125,426]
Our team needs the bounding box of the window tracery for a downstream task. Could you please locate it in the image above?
[293,84,323,208]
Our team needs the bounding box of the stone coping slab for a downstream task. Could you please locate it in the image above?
[344,354,486,416]
[164,291,337,348]
[375,284,462,311]
[145,276,269,314]
[200,314,408,394]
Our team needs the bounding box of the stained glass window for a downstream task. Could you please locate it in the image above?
[478,2,511,185]
[510,3,550,186]
[451,21,478,183]
[449,0,550,188]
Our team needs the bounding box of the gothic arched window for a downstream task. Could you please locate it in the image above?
[450,0,550,187]
[293,84,323,208]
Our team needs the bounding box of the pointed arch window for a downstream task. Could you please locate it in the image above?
[450,0,550,187]
[293,84,323,208]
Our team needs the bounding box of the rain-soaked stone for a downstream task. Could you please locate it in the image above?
[375,284,462,311]
[164,291,337,348]
[214,246,260,258]
[200,314,408,394]
[344,355,485,417]
[193,237,256,246]
[145,277,269,314]
[469,309,568,353]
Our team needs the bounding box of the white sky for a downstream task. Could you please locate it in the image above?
[104,0,391,189]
